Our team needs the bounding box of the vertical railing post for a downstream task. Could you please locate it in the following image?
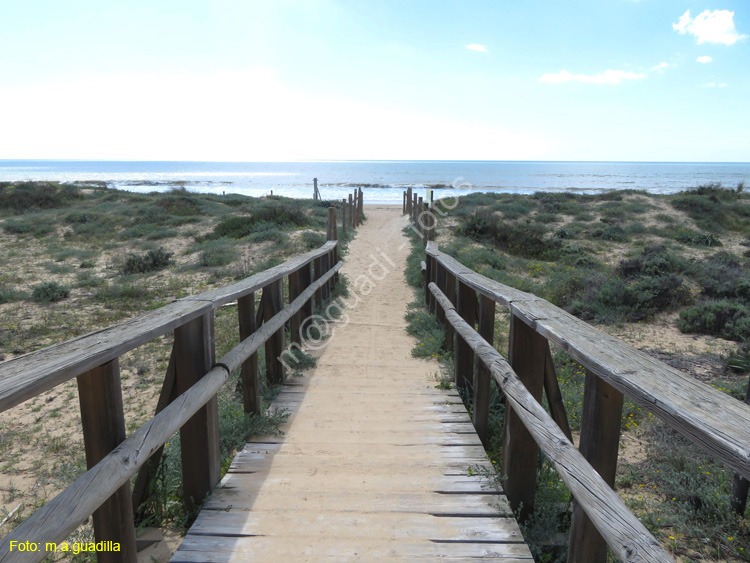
[289,270,302,349]
[327,207,338,289]
[174,313,220,513]
[77,359,137,563]
[435,261,446,327]
[417,197,424,241]
[444,271,456,351]
[424,254,432,308]
[567,371,624,563]
[313,256,323,309]
[238,292,261,415]
[353,190,359,227]
[402,191,406,214]
[406,187,413,215]
[502,313,545,523]
[349,193,354,228]
[358,187,363,223]
[341,199,347,236]
[263,280,286,384]
[313,177,318,200]
[473,295,495,448]
[300,261,314,339]
[454,281,476,393]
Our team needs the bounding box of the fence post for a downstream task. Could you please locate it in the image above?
[342,199,347,235]
[353,191,359,227]
[424,254,432,308]
[444,271,456,351]
[402,191,406,214]
[174,313,220,513]
[473,295,495,448]
[417,197,423,240]
[313,256,323,309]
[454,281,476,393]
[238,292,261,415]
[263,280,286,384]
[313,177,318,200]
[503,312,545,523]
[568,371,624,563]
[77,359,137,563]
[288,271,302,350]
[435,262,446,327]
[349,193,354,228]
[406,187,412,215]
[358,187,363,222]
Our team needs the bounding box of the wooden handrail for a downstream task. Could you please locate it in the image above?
[425,242,750,481]
[0,241,337,415]
[429,282,672,562]
[0,261,342,563]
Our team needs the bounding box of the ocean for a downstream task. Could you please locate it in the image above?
[1,160,748,205]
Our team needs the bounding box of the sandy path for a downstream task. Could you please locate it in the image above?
[172,206,531,561]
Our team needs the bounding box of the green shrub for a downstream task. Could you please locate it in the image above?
[691,252,750,301]
[31,282,70,304]
[673,228,722,247]
[678,300,750,341]
[194,239,238,268]
[458,212,563,260]
[0,181,81,211]
[2,216,55,236]
[0,286,26,304]
[301,231,326,250]
[121,247,173,274]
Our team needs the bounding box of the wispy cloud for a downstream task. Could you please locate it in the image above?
[696,56,713,64]
[652,62,670,73]
[703,82,728,88]
[538,69,646,85]
[466,43,488,53]
[673,10,747,45]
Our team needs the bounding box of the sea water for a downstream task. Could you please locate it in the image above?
[0,160,748,205]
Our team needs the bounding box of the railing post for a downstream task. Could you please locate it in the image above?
[327,207,338,289]
[263,280,286,384]
[435,262,447,327]
[358,187,363,223]
[402,191,406,214]
[300,261,313,323]
[406,187,412,215]
[424,254,432,308]
[353,190,359,227]
[503,312,545,523]
[473,295,495,448]
[444,271,456,351]
[349,193,354,228]
[313,256,323,309]
[238,292,261,414]
[289,268,303,349]
[174,313,220,513]
[417,197,424,240]
[568,371,624,563]
[77,359,137,563]
[341,199,347,236]
[454,281,476,393]
[320,251,330,301]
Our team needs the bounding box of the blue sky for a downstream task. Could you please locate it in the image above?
[0,0,747,161]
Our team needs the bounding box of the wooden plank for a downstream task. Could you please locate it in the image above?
[76,359,137,563]
[473,295,495,448]
[454,281,476,393]
[445,270,456,351]
[503,313,546,523]
[428,282,672,562]
[263,280,286,385]
[238,292,260,415]
[175,313,220,513]
[435,261,447,327]
[568,371,624,563]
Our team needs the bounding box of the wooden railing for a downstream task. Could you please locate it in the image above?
[0,201,356,562]
[410,197,750,562]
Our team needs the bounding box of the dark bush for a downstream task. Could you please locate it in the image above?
[673,228,722,247]
[31,282,70,304]
[690,252,750,301]
[458,212,563,260]
[0,182,81,211]
[121,247,173,274]
[678,300,750,341]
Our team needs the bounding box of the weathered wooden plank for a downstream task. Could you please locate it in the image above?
[76,359,137,563]
[0,265,342,563]
[428,244,750,482]
[172,536,533,561]
[543,343,573,442]
[428,282,672,562]
[568,371,624,563]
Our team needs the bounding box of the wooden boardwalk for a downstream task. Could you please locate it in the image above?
[171,207,532,561]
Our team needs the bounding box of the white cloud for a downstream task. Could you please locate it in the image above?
[673,9,747,45]
[652,62,670,72]
[538,69,646,85]
[703,82,728,88]
[696,56,713,64]
[466,43,488,53]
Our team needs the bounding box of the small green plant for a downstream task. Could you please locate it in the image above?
[121,247,173,274]
[31,282,70,304]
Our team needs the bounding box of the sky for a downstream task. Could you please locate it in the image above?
[0,0,748,162]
